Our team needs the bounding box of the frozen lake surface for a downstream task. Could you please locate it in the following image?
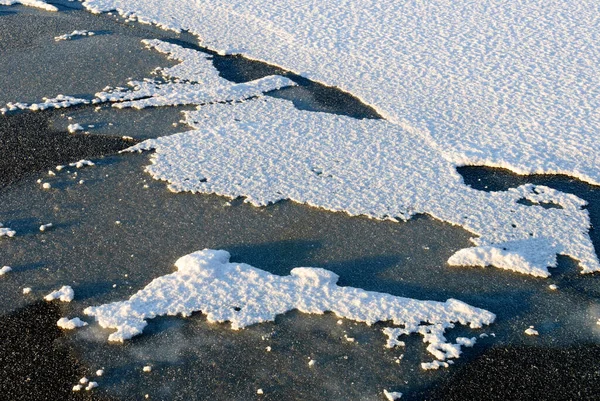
[1,2,600,400]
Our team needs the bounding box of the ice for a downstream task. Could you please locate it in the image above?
[126,98,598,276]
[57,317,88,330]
[84,248,494,371]
[44,285,75,302]
[0,0,57,11]
[81,0,600,185]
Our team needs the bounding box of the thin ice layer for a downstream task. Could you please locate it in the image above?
[84,248,495,369]
[94,40,295,109]
[82,0,600,185]
[126,98,598,276]
[0,0,57,11]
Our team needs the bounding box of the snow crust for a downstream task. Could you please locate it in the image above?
[57,317,88,329]
[126,98,599,276]
[0,0,57,11]
[94,40,294,109]
[44,285,75,302]
[82,0,600,185]
[84,249,494,368]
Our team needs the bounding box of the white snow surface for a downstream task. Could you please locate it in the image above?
[82,0,600,185]
[0,223,16,238]
[94,40,294,109]
[1,95,93,114]
[55,30,96,41]
[44,285,75,302]
[57,317,88,329]
[383,389,403,401]
[84,249,495,368]
[0,0,57,11]
[0,266,12,275]
[126,98,599,276]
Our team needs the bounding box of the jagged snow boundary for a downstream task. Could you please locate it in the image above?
[81,0,600,186]
[84,249,495,369]
[126,97,599,277]
[0,0,57,11]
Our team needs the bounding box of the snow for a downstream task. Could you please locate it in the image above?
[84,249,494,371]
[22,287,32,295]
[69,159,95,168]
[86,382,98,391]
[421,360,453,370]
[383,389,403,401]
[57,317,88,330]
[72,384,82,392]
[0,0,57,11]
[1,95,92,114]
[81,0,600,186]
[68,123,85,133]
[96,369,104,376]
[44,285,75,302]
[126,98,598,277]
[143,365,152,372]
[549,284,558,291]
[39,223,53,232]
[41,182,51,190]
[0,223,16,238]
[55,30,96,41]
[93,39,294,109]
[79,377,89,385]
[0,266,12,276]
[525,326,539,336]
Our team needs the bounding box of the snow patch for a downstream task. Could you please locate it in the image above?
[57,317,88,330]
[84,248,494,373]
[44,285,75,302]
[55,30,96,41]
[126,98,598,277]
[0,266,12,275]
[0,223,16,238]
[383,389,403,401]
[0,0,57,11]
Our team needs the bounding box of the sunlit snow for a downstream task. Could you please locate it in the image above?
[84,249,495,368]
[127,97,598,277]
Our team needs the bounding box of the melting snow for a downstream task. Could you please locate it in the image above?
[84,249,494,370]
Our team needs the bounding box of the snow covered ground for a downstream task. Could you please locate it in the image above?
[1,1,600,400]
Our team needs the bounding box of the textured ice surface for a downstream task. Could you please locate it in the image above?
[94,40,294,109]
[82,0,600,185]
[85,249,495,369]
[126,98,599,276]
[0,0,57,11]
[44,285,75,302]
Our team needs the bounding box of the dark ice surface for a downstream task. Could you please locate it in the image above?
[1,3,600,401]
